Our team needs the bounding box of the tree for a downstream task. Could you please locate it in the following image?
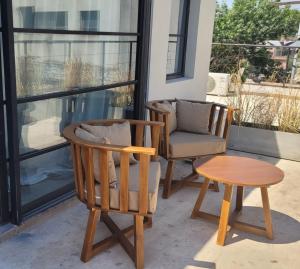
[211,0,300,82]
[214,0,300,44]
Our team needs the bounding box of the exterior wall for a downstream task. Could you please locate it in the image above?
[147,0,216,101]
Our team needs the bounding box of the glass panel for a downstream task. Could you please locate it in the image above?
[167,0,189,76]
[18,86,135,154]
[169,0,186,35]
[14,33,137,98]
[80,11,100,31]
[167,36,184,74]
[20,147,74,207]
[13,0,139,33]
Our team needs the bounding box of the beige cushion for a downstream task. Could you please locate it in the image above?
[81,121,137,165]
[169,131,226,158]
[176,100,212,134]
[90,161,161,213]
[155,102,177,133]
[75,128,117,185]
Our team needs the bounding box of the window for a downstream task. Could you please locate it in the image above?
[166,0,190,79]
[80,11,100,31]
[0,0,151,224]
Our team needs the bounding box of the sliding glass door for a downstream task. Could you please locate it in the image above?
[0,0,151,224]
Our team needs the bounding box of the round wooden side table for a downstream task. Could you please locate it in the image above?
[191,155,284,246]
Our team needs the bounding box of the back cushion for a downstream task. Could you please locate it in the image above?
[75,128,117,186]
[176,100,212,134]
[155,101,177,134]
[80,121,137,165]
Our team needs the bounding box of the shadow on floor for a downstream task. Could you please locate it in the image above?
[225,206,300,245]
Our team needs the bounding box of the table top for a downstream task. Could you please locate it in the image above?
[193,156,284,187]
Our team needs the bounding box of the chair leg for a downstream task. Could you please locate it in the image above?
[191,178,210,218]
[216,184,233,246]
[235,186,244,212]
[212,181,220,192]
[81,208,101,262]
[261,187,273,239]
[134,215,144,269]
[162,160,175,199]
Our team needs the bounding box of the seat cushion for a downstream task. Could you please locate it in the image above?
[169,131,226,158]
[176,100,212,134]
[91,161,161,214]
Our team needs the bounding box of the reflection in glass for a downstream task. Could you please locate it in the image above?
[167,36,184,75]
[13,0,139,32]
[167,0,189,76]
[169,0,186,35]
[18,86,135,154]
[14,34,137,97]
[20,147,74,206]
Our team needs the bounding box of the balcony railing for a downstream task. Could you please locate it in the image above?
[210,42,300,86]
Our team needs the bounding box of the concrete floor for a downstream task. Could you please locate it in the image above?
[0,150,299,269]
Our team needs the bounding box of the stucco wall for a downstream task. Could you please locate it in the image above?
[147,0,216,101]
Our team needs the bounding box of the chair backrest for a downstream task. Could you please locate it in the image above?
[146,99,234,158]
[63,119,163,216]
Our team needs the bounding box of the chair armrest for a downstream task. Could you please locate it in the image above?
[146,103,171,159]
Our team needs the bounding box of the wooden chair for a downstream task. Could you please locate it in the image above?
[146,99,234,199]
[63,119,163,269]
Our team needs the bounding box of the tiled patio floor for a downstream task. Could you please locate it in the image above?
[0,150,299,269]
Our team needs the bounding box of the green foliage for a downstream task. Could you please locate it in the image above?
[214,0,300,43]
[211,0,300,82]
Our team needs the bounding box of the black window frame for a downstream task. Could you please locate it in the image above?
[166,0,190,80]
[0,0,152,225]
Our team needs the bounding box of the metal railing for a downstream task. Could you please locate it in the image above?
[14,39,137,98]
[210,42,300,86]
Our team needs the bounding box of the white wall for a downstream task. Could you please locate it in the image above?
[147,0,216,101]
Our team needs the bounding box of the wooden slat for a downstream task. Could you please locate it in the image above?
[151,125,160,161]
[99,150,109,210]
[215,107,225,137]
[73,144,84,201]
[162,114,170,158]
[209,105,217,132]
[135,124,144,147]
[135,124,144,161]
[150,111,156,122]
[223,107,234,140]
[85,147,95,208]
[120,152,129,212]
[139,154,149,215]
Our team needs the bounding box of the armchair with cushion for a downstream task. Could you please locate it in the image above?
[63,119,163,269]
[146,99,234,199]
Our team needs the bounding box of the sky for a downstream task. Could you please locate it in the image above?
[224,0,300,9]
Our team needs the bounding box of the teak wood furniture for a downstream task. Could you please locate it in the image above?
[146,99,234,198]
[191,155,284,246]
[63,119,163,269]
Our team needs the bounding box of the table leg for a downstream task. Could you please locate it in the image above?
[235,186,244,212]
[217,184,233,246]
[261,187,273,239]
[191,178,210,218]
